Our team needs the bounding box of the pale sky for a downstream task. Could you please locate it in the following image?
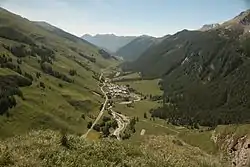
[0,0,249,37]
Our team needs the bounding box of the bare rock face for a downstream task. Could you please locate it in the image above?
[230,136,250,167]
[199,24,220,31]
[221,9,250,33]
[234,10,250,26]
[212,131,250,167]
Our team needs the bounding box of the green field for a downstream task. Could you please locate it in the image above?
[113,100,160,118]
[114,72,163,96]
[118,79,163,96]
[117,72,141,79]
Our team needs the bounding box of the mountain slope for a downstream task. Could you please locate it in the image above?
[0,7,117,138]
[116,35,158,61]
[123,10,250,127]
[34,21,98,48]
[82,34,136,52]
[0,129,223,167]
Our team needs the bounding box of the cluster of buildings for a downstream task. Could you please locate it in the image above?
[106,83,130,98]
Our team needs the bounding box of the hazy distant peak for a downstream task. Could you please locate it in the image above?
[139,35,152,38]
[82,33,92,36]
[97,33,116,36]
[81,34,137,52]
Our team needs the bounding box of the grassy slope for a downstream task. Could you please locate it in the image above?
[178,131,218,154]
[0,130,224,167]
[0,8,117,138]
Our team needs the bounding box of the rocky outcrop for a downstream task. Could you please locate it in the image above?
[212,131,250,167]
[231,136,250,167]
[199,24,220,31]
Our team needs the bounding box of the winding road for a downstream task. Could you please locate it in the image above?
[110,109,130,140]
[82,73,108,138]
[119,95,141,104]
[83,70,138,140]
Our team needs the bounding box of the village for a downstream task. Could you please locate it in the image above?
[103,78,140,103]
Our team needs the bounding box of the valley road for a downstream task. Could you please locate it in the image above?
[82,73,108,138]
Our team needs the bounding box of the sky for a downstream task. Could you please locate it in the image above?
[0,0,249,37]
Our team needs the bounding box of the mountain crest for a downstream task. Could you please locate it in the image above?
[233,9,250,25]
[199,23,220,31]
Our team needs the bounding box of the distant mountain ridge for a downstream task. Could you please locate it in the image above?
[81,34,137,52]
[116,35,168,61]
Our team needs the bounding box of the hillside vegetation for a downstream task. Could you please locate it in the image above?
[0,7,117,138]
[0,130,224,167]
[123,10,250,127]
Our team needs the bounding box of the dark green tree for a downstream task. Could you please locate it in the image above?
[87,121,92,129]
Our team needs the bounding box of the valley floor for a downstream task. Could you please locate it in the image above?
[1,66,248,167]
[80,70,231,166]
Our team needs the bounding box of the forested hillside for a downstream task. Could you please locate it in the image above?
[123,10,250,127]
